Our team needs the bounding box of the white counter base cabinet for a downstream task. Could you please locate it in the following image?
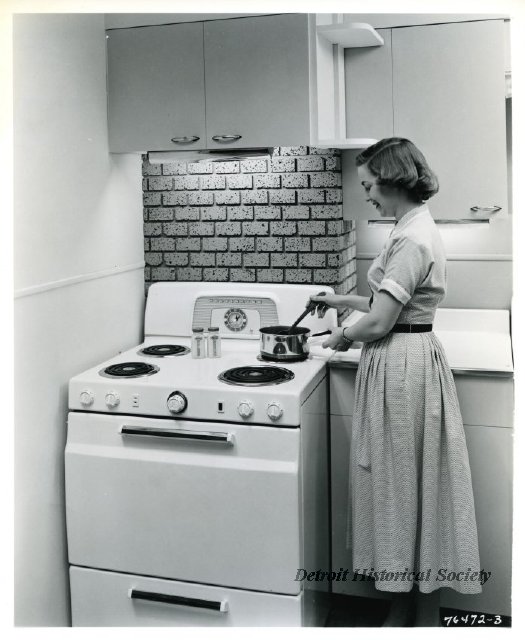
[329,366,513,616]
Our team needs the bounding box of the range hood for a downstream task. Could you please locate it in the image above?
[148,148,274,164]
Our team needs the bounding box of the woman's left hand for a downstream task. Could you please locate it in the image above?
[322,327,352,351]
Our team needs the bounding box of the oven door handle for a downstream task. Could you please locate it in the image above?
[128,588,229,612]
[120,425,235,445]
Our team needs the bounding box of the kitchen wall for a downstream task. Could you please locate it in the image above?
[142,147,357,316]
[14,14,144,626]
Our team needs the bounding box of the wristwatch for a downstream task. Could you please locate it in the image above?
[342,327,354,347]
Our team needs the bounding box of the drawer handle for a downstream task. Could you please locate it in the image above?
[129,588,229,612]
[470,205,502,214]
[120,425,234,445]
[171,136,200,144]
[211,134,242,143]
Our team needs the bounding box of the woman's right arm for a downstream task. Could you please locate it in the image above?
[309,293,371,315]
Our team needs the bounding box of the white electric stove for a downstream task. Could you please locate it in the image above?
[65,282,337,627]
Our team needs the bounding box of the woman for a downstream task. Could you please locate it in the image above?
[311,138,480,627]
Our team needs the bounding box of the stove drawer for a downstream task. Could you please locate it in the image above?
[70,566,303,626]
[66,412,302,594]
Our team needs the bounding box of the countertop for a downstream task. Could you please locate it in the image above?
[327,308,513,376]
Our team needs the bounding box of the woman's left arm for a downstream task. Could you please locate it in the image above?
[322,291,403,350]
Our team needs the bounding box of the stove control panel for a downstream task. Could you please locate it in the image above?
[237,400,254,419]
[105,391,120,409]
[79,390,94,407]
[167,391,188,414]
[267,401,283,421]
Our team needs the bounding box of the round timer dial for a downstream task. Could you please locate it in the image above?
[224,308,247,332]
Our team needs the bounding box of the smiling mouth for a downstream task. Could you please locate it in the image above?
[367,199,381,209]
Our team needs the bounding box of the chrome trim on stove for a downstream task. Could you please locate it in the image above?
[120,425,235,445]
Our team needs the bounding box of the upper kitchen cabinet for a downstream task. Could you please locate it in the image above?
[342,20,508,220]
[107,22,207,152]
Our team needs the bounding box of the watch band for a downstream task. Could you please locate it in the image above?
[342,327,354,345]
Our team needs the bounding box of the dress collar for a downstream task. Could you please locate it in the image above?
[392,203,430,233]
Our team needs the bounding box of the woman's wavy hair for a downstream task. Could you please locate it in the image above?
[356,137,439,202]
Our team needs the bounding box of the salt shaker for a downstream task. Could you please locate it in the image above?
[191,327,206,359]
[207,326,221,358]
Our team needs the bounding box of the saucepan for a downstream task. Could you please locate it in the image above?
[259,293,331,361]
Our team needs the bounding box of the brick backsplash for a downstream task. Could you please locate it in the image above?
[142,147,356,319]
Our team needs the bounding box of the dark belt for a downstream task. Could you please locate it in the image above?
[390,323,433,333]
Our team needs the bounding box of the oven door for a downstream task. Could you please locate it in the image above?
[65,412,301,595]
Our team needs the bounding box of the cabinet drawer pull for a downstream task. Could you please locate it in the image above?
[211,134,242,143]
[128,588,229,612]
[170,136,200,144]
[470,205,502,214]
[120,425,234,445]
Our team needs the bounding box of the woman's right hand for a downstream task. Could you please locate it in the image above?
[309,293,348,317]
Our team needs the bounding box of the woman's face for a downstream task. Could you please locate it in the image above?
[357,164,398,217]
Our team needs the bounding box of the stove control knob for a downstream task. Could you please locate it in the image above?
[79,390,94,407]
[238,400,254,419]
[105,391,120,409]
[167,391,188,414]
[267,401,283,421]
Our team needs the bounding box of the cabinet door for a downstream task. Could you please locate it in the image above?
[204,14,311,148]
[107,23,206,152]
[392,21,507,219]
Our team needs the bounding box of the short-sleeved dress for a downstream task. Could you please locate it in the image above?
[349,203,481,594]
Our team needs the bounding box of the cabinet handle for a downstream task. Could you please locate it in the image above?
[170,136,200,144]
[128,588,229,612]
[211,134,242,143]
[470,205,502,215]
[120,425,235,445]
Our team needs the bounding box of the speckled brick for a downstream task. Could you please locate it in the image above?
[253,205,281,220]
[271,157,296,173]
[254,174,281,189]
[163,192,189,206]
[145,267,151,281]
[310,172,342,188]
[176,238,201,251]
[203,238,228,251]
[201,206,227,221]
[241,190,269,205]
[326,189,343,204]
[142,160,162,176]
[242,221,269,236]
[201,175,227,190]
[148,177,173,191]
[271,253,298,267]
[188,222,215,236]
[312,237,341,252]
[310,205,342,219]
[282,173,308,189]
[203,268,229,282]
[215,191,241,205]
[173,176,200,191]
[190,253,216,266]
[285,237,311,252]
[144,238,150,251]
[257,269,283,283]
[177,267,203,280]
[162,163,187,175]
[147,207,174,221]
[175,207,200,221]
[230,268,256,282]
[257,237,282,252]
[324,156,341,171]
[285,269,312,283]
[165,253,189,266]
[327,220,345,235]
[270,190,296,204]
[297,221,326,236]
[327,254,341,267]
[270,221,297,236]
[150,237,175,251]
[144,192,162,206]
[227,175,253,190]
[145,253,163,266]
[309,147,340,155]
[216,222,242,236]
[163,222,188,236]
[240,158,268,173]
[230,237,255,252]
[214,161,240,174]
[296,156,324,172]
[187,163,213,175]
[188,192,214,206]
[227,206,254,221]
[279,146,308,156]
[144,222,162,236]
[282,205,310,220]
[314,268,339,283]
[300,254,326,268]
[151,267,176,281]
[244,253,269,267]
[217,253,242,266]
[298,189,325,204]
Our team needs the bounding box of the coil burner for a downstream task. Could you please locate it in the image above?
[218,365,295,387]
[99,362,160,378]
[138,344,190,357]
